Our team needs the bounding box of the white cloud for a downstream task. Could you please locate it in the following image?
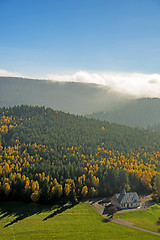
[1,68,160,98]
[46,71,160,98]
[0,69,24,77]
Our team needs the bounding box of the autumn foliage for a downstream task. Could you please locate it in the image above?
[0,105,159,203]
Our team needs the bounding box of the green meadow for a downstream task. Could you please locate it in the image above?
[0,201,159,240]
[115,204,160,233]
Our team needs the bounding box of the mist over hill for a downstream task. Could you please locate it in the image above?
[0,77,131,115]
[1,77,160,128]
[86,98,160,128]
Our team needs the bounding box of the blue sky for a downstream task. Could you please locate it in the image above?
[0,0,160,77]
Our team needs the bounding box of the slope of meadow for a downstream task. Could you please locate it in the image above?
[0,202,159,240]
[115,204,160,233]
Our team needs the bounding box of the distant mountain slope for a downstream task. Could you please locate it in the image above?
[0,77,127,115]
[86,98,160,128]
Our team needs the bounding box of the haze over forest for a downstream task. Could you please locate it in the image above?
[1,2,160,240]
[1,0,160,119]
[1,76,160,129]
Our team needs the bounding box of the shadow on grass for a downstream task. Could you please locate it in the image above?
[43,204,74,221]
[102,218,110,223]
[0,201,59,228]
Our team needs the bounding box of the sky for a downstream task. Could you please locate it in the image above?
[0,0,160,97]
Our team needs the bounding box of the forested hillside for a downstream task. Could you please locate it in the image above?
[87,98,160,128]
[0,106,160,203]
[0,77,125,114]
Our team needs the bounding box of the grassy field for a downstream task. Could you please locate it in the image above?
[0,201,159,240]
[115,204,160,233]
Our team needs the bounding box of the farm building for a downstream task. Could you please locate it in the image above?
[110,189,141,209]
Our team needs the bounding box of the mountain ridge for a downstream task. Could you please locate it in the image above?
[0,76,131,114]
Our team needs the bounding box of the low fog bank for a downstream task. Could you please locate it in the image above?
[46,71,160,99]
[1,69,160,99]
[0,76,134,115]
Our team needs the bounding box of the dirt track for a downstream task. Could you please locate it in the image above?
[87,199,160,237]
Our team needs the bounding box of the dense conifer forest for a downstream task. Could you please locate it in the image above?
[0,105,160,203]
